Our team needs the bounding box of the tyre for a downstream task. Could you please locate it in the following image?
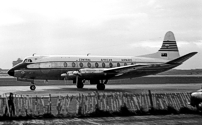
[30,85,36,90]
[97,84,105,90]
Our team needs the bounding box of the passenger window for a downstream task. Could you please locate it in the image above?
[117,62,120,67]
[79,62,83,68]
[102,62,105,68]
[109,62,113,68]
[87,62,91,68]
[64,62,67,67]
[131,62,134,65]
[72,62,76,67]
[95,62,99,68]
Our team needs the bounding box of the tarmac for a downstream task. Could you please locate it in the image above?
[1,115,202,125]
[0,83,201,96]
[0,83,202,124]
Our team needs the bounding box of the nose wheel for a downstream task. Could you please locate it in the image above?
[30,85,36,90]
[30,81,36,90]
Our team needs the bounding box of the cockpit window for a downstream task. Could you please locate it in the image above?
[24,59,27,63]
[24,59,32,63]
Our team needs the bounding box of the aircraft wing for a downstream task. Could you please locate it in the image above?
[62,52,197,78]
[61,64,147,78]
[103,52,198,76]
[103,64,147,76]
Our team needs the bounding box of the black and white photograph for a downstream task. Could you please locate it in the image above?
[0,0,202,124]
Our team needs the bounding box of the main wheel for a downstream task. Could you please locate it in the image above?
[76,78,84,89]
[30,85,36,90]
[77,83,84,88]
[97,84,105,90]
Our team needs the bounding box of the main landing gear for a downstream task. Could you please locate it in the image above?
[97,84,105,90]
[76,78,84,89]
[76,78,108,90]
[30,81,36,90]
[96,80,108,90]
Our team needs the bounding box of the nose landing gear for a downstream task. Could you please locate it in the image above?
[30,82,36,90]
[30,85,36,90]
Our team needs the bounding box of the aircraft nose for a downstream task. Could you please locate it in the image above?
[7,69,14,76]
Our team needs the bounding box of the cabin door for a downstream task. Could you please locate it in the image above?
[40,62,51,74]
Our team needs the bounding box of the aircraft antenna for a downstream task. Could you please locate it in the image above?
[32,53,36,56]
[87,53,90,56]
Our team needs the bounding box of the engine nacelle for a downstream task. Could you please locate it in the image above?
[17,77,34,82]
[79,68,106,79]
[61,68,113,79]
[79,68,104,74]
[61,71,79,80]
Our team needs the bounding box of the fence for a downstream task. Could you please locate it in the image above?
[0,91,194,117]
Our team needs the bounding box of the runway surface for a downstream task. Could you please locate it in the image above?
[1,83,201,96]
[1,115,202,125]
[0,82,202,124]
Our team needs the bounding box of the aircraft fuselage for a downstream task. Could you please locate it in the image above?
[9,55,168,81]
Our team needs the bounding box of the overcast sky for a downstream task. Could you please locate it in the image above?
[0,0,201,69]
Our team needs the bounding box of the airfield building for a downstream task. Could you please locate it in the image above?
[13,58,23,66]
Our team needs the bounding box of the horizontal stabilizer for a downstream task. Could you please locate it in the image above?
[166,52,197,64]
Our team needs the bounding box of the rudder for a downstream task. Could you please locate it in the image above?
[139,31,180,60]
[159,31,179,52]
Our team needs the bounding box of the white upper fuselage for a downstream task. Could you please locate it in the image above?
[22,55,168,69]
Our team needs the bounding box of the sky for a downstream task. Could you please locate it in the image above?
[0,0,201,69]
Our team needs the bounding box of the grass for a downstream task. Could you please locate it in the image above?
[0,105,201,121]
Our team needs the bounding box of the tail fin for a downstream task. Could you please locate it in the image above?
[139,31,180,60]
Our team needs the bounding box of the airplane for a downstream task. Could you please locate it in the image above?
[7,31,197,91]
